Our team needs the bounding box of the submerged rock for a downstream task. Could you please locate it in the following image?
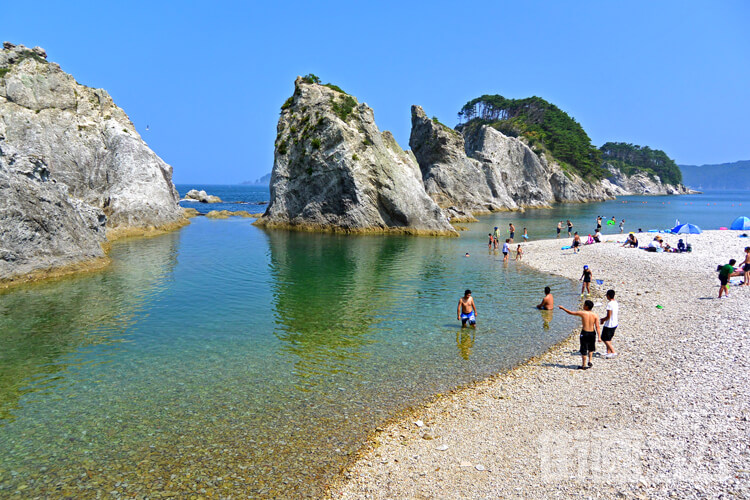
[256,77,455,236]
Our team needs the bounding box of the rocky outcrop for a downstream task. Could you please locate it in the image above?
[410,106,506,212]
[0,42,185,283]
[411,106,621,214]
[603,163,692,195]
[184,189,222,203]
[256,78,455,235]
[0,144,107,282]
[0,42,183,231]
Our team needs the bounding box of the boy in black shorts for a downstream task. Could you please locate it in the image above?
[559,300,600,370]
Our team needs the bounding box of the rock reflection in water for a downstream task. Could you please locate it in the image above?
[0,233,179,422]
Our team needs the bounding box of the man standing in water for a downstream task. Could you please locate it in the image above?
[557,221,562,238]
[509,223,515,242]
[457,289,478,327]
[536,286,554,310]
[567,220,573,237]
[559,300,600,370]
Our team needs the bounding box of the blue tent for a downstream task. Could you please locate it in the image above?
[730,216,750,230]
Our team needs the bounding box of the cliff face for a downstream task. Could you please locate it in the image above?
[411,106,620,214]
[0,42,183,231]
[603,163,691,195]
[257,78,455,235]
[0,144,107,281]
[0,42,185,283]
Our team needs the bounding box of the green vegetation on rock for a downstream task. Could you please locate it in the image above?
[0,68,10,78]
[331,95,357,122]
[311,138,321,150]
[458,95,605,180]
[323,83,347,94]
[600,142,682,185]
[281,96,294,111]
[301,73,321,84]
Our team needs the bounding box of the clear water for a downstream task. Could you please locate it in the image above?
[0,187,747,497]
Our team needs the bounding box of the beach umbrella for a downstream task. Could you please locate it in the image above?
[671,222,702,244]
[730,216,750,230]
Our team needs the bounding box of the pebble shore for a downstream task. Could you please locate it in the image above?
[329,230,750,498]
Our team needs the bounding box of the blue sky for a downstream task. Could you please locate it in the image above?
[4,0,749,183]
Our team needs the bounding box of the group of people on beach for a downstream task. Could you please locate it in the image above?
[718,246,750,298]
[488,224,526,262]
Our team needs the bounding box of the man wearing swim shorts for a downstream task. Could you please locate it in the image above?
[567,220,573,237]
[457,289,478,327]
[600,289,618,357]
[557,221,562,238]
[509,223,515,242]
[559,300,600,370]
[741,247,750,286]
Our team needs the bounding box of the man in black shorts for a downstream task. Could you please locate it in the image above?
[718,259,737,298]
[559,300,600,370]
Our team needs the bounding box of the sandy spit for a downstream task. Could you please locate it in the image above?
[328,230,750,499]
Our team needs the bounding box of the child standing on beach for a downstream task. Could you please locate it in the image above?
[718,259,737,298]
[580,265,592,297]
[600,289,618,357]
[502,239,510,262]
[559,300,600,370]
[516,244,523,261]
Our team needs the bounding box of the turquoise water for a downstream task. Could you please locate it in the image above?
[0,187,747,497]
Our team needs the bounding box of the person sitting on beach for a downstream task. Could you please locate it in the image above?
[586,234,595,245]
[502,239,511,262]
[718,259,737,298]
[741,247,750,286]
[677,239,686,252]
[516,244,523,261]
[559,300,601,370]
[622,233,638,248]
[594,229,602,243]
[646,236,663,252]
[580,265,592,297]
[572,232,581,253]
[536,286,554,310]
[457,289,478,327]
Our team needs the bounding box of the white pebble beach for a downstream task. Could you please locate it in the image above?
[328,230,750,499]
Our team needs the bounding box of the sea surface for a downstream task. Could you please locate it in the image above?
[0,187,747,497]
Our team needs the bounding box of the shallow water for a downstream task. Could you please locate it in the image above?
[1,187,746,497]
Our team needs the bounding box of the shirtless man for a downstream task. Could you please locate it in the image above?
[509,223,516,243]
[559,300,601,370]
[536,286,554,310]
[457,289,478,327]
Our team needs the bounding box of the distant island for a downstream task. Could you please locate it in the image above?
[679,160,750,190]
[241,173,271,186]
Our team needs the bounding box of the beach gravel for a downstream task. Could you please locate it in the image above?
[329,231,750,499]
